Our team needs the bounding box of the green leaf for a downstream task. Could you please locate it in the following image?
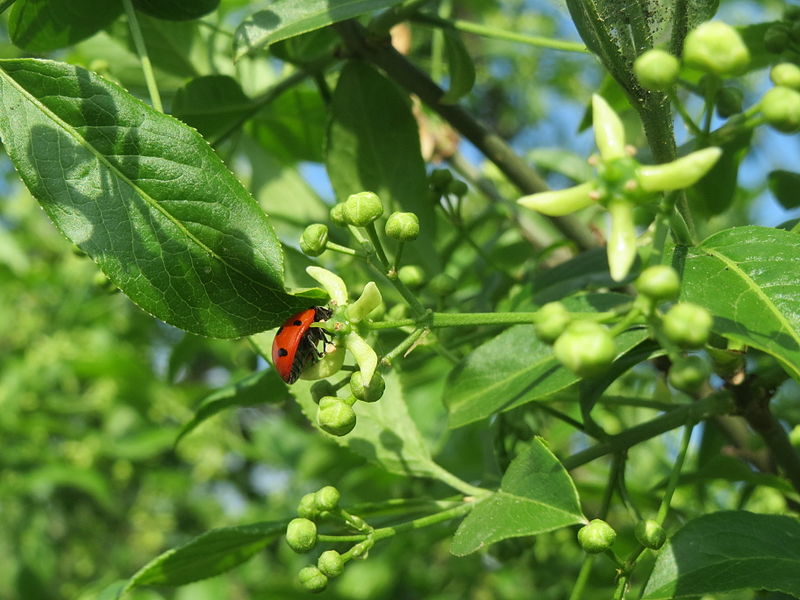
[440,30,476,104]
[446,294,649,428]
[0,59,310,338]
[768,170,800,210]
[233,0,404,60]
[532,248,625,304]
[172,75,254,142]
[450,438,585,556]
[253,87,327,164]
[175,369,290,445]
[326,61,438,271]
[132,0,219,21]
[9,0,123,52]
[125,521,285,591]
[689,132,751,216]
[23,465,115,512]
[679,226,800,379]
[643,511,800,599]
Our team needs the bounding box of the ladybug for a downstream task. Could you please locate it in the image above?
[272,307,333,384]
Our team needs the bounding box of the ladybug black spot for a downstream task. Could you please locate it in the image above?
[293,320,302,326]
[278,348,289,357]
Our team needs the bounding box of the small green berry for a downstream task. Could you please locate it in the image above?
[668,355,712,393]
[343,191,383,227]
[286,518,318,553]
[300,224,328,257]
[577,519,616,554]
[350,370,385,402]
[397,264,425,289]
[298,565,328,593]
[330,203,347,226]
[771,63,800,90]
[762,86,800,133]
[318,396,357,436]
[533,302,571,344]
[764,25,791,54]
[385,212,420,241]
[429,168,453,188]
[715,86,744,118]
[297,493,319,519]
[317,550,345,578]
[553,321,617,377]
[662,302,713,349]
[635,265,680,302]
[634,49,680,91]
[447,179,468,197]
[314,485,341,512]
[429,273,457,296]
[683,21,750,76]
[635,519,667,550]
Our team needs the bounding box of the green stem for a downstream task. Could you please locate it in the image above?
[593,395,681,412]
[370,500,478,541]
[365,222,390,268]
[669,92,703,137]
[391,241,405,274]
[381,327,427,366]
[656,421,694,524]
[568,555,596,600]
[122,0,163,113]
[368,318,417,330]
[318,534,368,542]
[326,241,364,257]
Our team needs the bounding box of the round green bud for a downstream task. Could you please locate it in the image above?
[318,396,357,436]
[300,224,328,257]
[350,370,385,403]
[447,179,469,197]
[429,168,453,188]
[385,212,420,242]
[311,380,337,403]
[298,565,328,593]
[429,273,457,296]
[764,25,791,54]
[761,86,800,133]
[662,302,713,349]
[317,550,345,578]
[297,493,319,519]
[634,49,680,91]
[397,264,425,289]
[635,519,667,550]
[286,518,318,553]
[533,302,571,345]
[716,86,744,118]
[330,203,347,226]
[343,191,383,227]
[314,485,341,512]
[553,321,617,378]
[635,265,680,302]
[668,355,711,393]
[770,63,800,90]
[683,21,750,76]
[577,519,617,554]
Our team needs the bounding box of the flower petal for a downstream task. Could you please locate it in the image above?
[592,94,627,161]
[637,147,722,192]
[518,181,597,216]
[607,199,637,282]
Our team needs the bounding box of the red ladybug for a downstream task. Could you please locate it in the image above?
[272,307,332,384]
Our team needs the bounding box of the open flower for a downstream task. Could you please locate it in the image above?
[519,95,721,281]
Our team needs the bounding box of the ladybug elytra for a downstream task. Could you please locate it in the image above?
[272,307,333,384]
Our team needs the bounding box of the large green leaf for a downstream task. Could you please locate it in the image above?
[125,521,285,591]
[679,226,800,379]
[9,0,123,52]
[132,0,219,21]
[0,59,309,337]
[172,75,254,142]
[643,511,800,599]
[446,294,649,428]
[233,0,404,60]
[326,61,438,271]
[450,438,585,556]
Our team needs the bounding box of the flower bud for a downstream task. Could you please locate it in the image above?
[683,21,750,76]
[592,94,627,161]
[577,519,616,554]
[298,565,328,593]
[607,199,637,282]
[518,181,596,216]
[761,86,800,133]
[317,550,345,578]
[314,485,341,512]
[668,355,711,393]
[715,86,743,118]
[533,302,571,344]
[351,370,386,402]
[297,493,319,519]
[553,321,617,377]
[347,282,383,323]
[635,519,667,550]
[330,203,348,226]
[637,147,722,192]
[318,396,357,436]
[398,264,425,289]
[300,224,329,257]
[345,332,378,386]
[764,25,791,54]
[429,273,457,296]
[635,265,680,302]
[343,191,383,226]
[286,518,318,553]
[662,302,713,349]
[770,63,800,90]
[447,179,468,197]
[385,211,420,241]
[634,49,680,91]
[306,266,348,306]
[429,168,453,188]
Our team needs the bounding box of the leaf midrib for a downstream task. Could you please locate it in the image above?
[0,60,278,293]
[495,489,584,520]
